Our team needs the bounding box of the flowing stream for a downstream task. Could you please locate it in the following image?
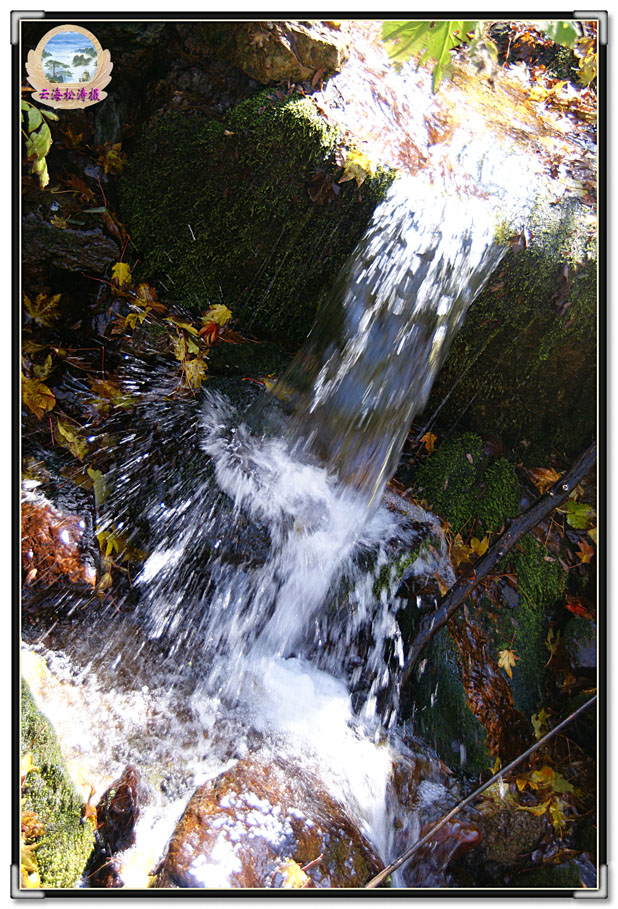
[21,29,592,888]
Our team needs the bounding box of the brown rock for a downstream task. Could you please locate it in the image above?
[88,765,144,888]
[214,21,350,85]
[153,757,382,889]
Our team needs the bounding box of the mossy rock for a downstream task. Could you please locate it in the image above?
[20,679,95,889]
[425,193,596,459]
[406,627,491,776]
[120,91,394,346]
[413,432,521,535]
[511,861,584,889]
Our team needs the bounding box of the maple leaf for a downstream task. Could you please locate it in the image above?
[450,532,473,570]
[50,214,68,229]
[549,797,568,835]
[562,499,596,530]
[172,335,187,362]
[202,304,232,328]
[124,309,149,331]
[111,261,132,287]
[62,173,94,202]
[23,292,61,327]
[135,282,167,312]
[497,648,520,679]
[22,374,56,419]
[517,798,552,817]
[470,535,489,557]
[576,538,595,564]
[420,431,437,454]
[183,357,208,389]
[199,322,219,346]
[32,353,53,380]
[97,142,127,175]
[526,466,561,494]
[382,20,479,90]
[337,147,376,188]
[21,810,45,840]
[167,316,199,335]
[587,526,597,545]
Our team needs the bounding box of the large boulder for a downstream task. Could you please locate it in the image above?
[153,757,383,888]
[208,21,351,84]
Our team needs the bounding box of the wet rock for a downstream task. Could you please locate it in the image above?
[153,757,382,888]
[21,494,96,589]
[22,212,119,274]
[476,802,543,868]
[212,21,350,85]
[88,765,145,888]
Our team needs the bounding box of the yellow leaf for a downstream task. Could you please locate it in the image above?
[168,317,199,335]
[112,262,132,287]
[202,304,232,328]
[275,858,309,889]
[470,535,489,557]
[338,148,376,188]
[497,648,520,679]
[531,707,550,740]
[23,292,61,327]
[517,798,552,817]
[32,354,53,380]
[420,431,437,454]
[186,335,200,355]
[576,538,594,564]
[588,526,597,545]
[172,335,187,362]
[20,753,38,784]
[545,627,560,661]
[549,797,568,835]
[183,358,208,389]
[98,143,127,175]
[450,533,473,569]
[22,374,56,419]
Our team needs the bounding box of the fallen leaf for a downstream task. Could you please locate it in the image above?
[111,262,132,287]
[183,357,208,389]
[22,374,56,419]
[470,535,489,557]
[420,431,437,454]
[576,538,595,564]
[23,292,61,327]
[337,147,376,188]
[275,858,309,889]
[531,707,550,739]
[497,648,520,679]
[517,798,552,816]
[527,466,561,494]
[56,419,88,460]
[202,304,232,328]
[545,627,561,661]
[20,752,39,786]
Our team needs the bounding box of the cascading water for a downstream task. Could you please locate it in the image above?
[21,29,581,888]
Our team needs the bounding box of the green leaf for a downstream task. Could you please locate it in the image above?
[382,20,479,89]
[41,108,59,121]
[27,105,43,133]
[564,499,595,530]
[539,20,581,50]
[26,123,52,161]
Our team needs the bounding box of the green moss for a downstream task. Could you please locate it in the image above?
[120,91,394,346]
[511,861,583,889]
[407,627,490,776]
[477,457,521,532]
[414,433,483,532]
[21,679,95,888]
[425,193,596,459]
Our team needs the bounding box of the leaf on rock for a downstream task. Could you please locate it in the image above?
[275,858,309,889]
[56,419,89,460]
[337,147,376,188]
[531,707,550,739]
[22,374,56,419]
[497,648,520,679]
[172,335,187,362]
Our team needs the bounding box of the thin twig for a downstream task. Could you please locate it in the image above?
[365,695,597,888]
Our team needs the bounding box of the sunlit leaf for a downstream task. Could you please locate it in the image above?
[420,431,437,454]
[382,20,479,89]
[172,335,187,362]
[20,752,39,785]
[337,147,377,188]
[275,858,309,889]
[517,798,552,816]
[539,20,581,50]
